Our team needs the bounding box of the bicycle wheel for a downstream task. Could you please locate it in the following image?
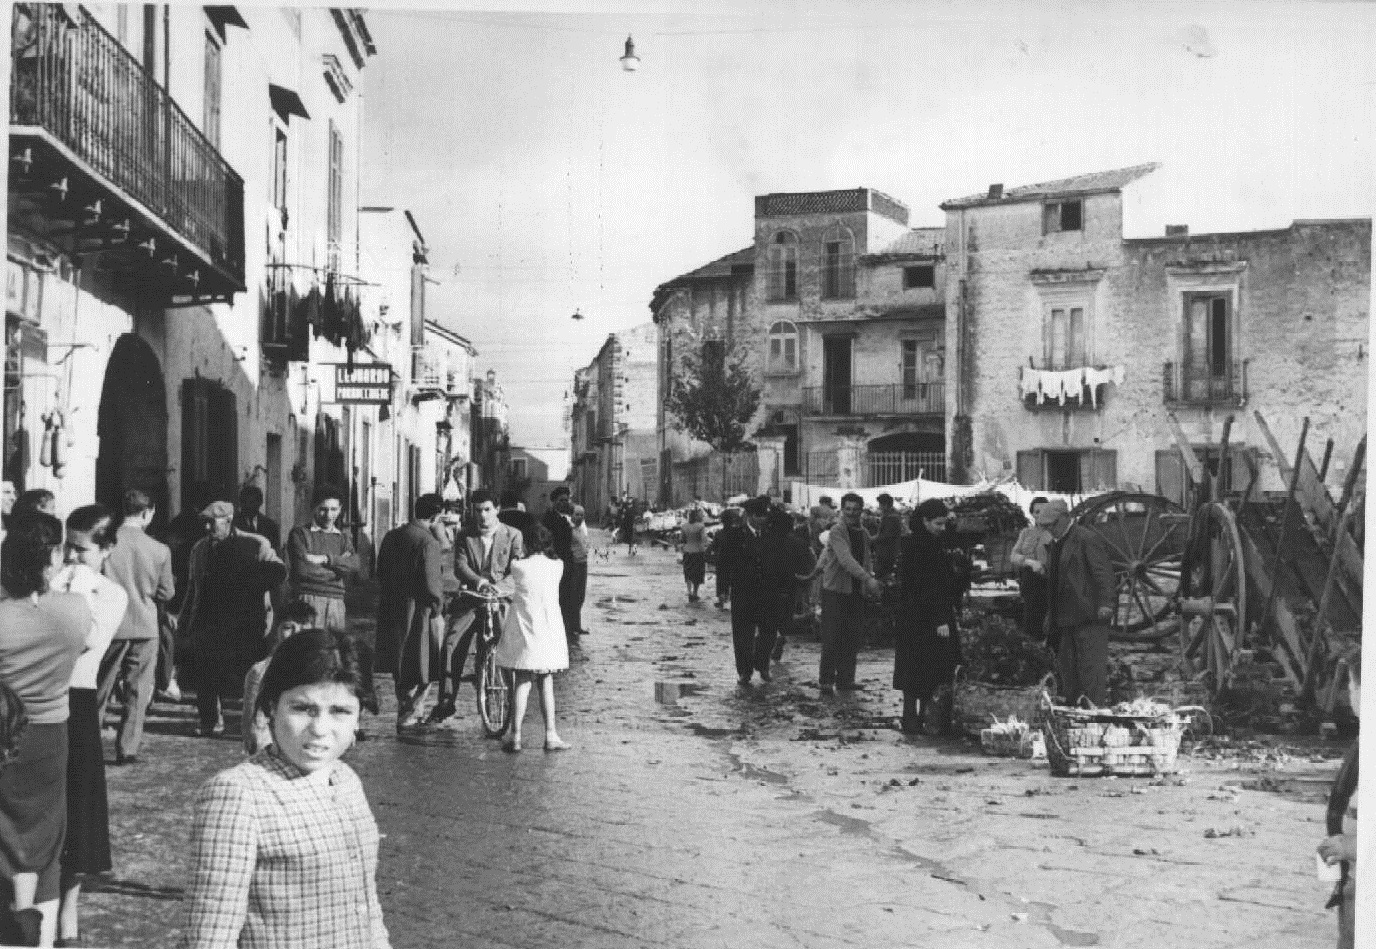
[476,644,510,738]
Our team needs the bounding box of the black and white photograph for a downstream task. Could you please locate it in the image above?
[3,0,1374,946]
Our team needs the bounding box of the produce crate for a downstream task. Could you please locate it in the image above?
[1040,699,1193,777]
[980,724,1034,757]
[952,668,1056,739]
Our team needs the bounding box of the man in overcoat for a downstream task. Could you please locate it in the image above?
[718,497,771,685]
[1041,499,1117,706]
[178,500,287,736]
[432,489,525,724]
[541,485,586,648]
[375,492,446,729]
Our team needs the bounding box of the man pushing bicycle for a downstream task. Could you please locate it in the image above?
[428,488,524,725]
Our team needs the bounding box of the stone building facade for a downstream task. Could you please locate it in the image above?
[941,164,1371,497]
[651,189,950,503]
[6,5,377,535]
[569,323,658,519]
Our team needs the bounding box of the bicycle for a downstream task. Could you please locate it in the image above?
[456,588,512,738]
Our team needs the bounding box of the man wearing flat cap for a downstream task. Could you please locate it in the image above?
[178,499,288,736]
[1039,499,1116,706]
[718,496,775,685]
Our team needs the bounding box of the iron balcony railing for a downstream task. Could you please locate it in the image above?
[1162,360,1248,407]
[10,4,245,287]
[803,382,945,416]
[866,451,946,486]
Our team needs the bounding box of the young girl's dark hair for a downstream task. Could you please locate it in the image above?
[278,599,319,628]
[255,628,367,719]
[529,524,557,559]
[0,513,64,598]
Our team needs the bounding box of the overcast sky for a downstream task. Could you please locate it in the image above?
[361,0,1376,448]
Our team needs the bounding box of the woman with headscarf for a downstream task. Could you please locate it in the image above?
[894,499,962,735]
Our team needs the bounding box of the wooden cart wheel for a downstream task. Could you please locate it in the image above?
[1178,501,1248,693]
[1069,492,1188,642]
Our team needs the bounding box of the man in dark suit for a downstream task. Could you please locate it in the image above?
[431,489,525,724]
[233,484,281,553]
[375,492,446,730]
[719,496,774,686]
[497,490,539,552]
[97,489,176,763]
[541,485,586,649]
[178,500,288,736]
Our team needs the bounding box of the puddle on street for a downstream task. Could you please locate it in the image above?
[813,808,872,836]
[1047,926,1100,946]
[655,681,708,705]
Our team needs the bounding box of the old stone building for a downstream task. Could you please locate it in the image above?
[568,323,658,518]
[651,188,950,503]
[941,164,1371,496]
[6,5,378,532]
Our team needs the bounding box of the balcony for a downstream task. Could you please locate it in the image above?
[802,382,944,417]
[1162,360,1248,407]
[9,4,245,303]
[411,351,466,401]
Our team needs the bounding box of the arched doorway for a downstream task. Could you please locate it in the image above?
[97,333,170,524]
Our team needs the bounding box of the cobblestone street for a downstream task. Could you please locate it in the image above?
[86,532,1341,948]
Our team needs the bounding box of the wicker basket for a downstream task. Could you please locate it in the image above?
[952,668,1057,739]
[1040,697,1189,777]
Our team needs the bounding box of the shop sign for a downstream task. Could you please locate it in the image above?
[332,363,394,404]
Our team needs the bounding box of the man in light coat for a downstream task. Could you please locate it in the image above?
[97,490,176,763]
[819,492,881,695]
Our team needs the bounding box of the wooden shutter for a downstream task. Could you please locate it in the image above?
[1155,449,1185,506]
[1016,450,1044,490]
[1083,449,1117,491]
[210,385,238,502]
[410,264,425,347]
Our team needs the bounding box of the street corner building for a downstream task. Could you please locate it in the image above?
[643,169,1369,507]
[5,5,508,546]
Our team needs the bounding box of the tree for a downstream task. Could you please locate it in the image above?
[664,338,762,496]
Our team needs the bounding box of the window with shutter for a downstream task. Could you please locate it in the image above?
[821,225,855,299]
[768,232,798,301]
[1016,450,1044,490]
[203,31,222,148]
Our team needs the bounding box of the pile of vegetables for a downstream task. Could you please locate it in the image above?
[948,492,1032,535]
[958,611,1056,685]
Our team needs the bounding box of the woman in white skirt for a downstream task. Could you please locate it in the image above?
[494,525,571,752]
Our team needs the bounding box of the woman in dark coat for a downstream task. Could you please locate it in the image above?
[894,498,962,735]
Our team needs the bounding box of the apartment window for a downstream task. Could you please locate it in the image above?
[766,321,798,374]
[821,226,855,299]
[1045,305,1087,370]
[1184,292,1231,381]
[1016,448,1116,493]
[768,232,798,301]
[903,265,935,289]
[327,121,344,270]
[901,340,920,398]
[1043,199,1083,234]
[271,125,288,218]
[203,31,222,148]
[512,458,528,480]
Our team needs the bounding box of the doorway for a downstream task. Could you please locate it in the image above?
[97,334,169,522]
[822,336,852,414]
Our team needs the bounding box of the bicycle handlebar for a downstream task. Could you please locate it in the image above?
[456,588,511,603]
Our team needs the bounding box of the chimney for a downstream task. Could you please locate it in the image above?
[1166,224,1189,237]
[987,183,1004,200]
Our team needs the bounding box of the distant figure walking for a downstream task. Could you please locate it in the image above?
[679,508,707,603]
[494,526,571,752]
